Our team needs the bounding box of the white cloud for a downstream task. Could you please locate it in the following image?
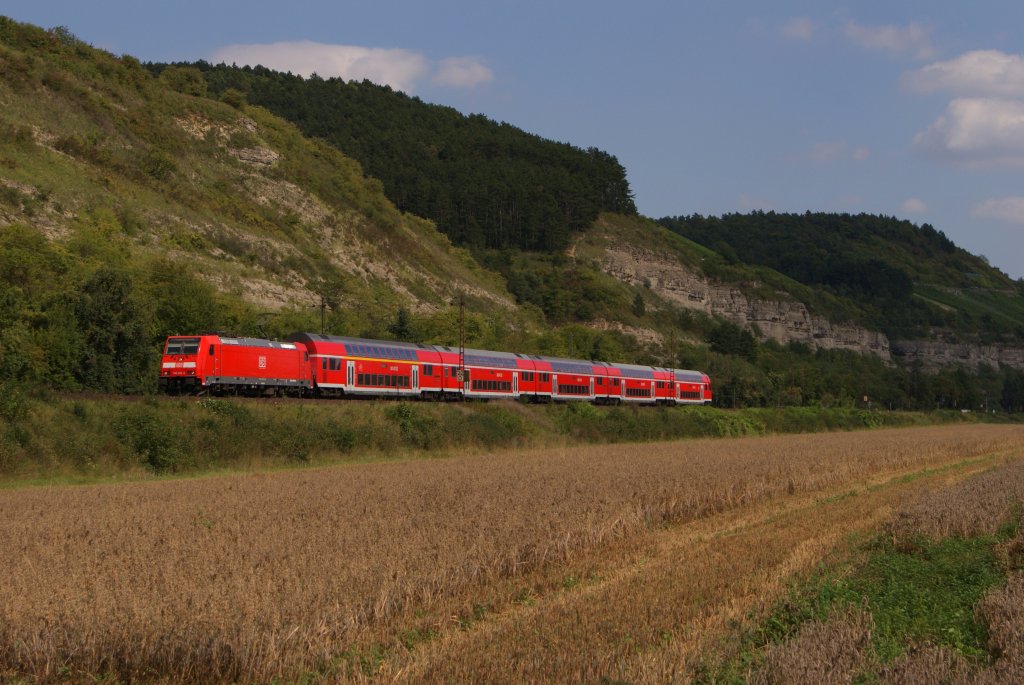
[844,20,935,60]
[912,98,1024,168]
[852,146,870,160]
[974,197,1024,224]
[902,197,928,214]
[211,41,491,93]
[903,50,1024,98]
[781,17,815,41]
[433,56,493,87]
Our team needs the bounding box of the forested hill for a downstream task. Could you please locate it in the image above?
[150,62,637,252]
[659,212,1024,342]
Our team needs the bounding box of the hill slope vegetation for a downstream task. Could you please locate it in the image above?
[0,18,534,392]
[659,212,1024,342]
[157,61,637,252]
[2,17,1024,414]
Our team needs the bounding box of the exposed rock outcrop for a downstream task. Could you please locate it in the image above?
[600,244,891,358]
[892,339,1024,370]
[599,241,1024,370]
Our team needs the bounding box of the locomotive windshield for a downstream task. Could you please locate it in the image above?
[164,337,201,355]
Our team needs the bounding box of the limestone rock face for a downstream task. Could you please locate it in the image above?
[891,340,1024,370]
[599,243,1024,370]
[600,245,891,359]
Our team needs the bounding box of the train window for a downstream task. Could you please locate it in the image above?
[209,345,215,356]
[165,337,201,355]
[471,380,511,392]
[329,358,341,371]
[423,365,433,376]
[322,359,327,371]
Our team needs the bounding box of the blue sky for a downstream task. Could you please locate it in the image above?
[6,1,1024,278]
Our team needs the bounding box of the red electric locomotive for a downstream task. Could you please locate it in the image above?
[159,335,312,396]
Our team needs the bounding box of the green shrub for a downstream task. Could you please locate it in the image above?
[0,383,29,422]
[115,405,185,472]
[386,402,444,450]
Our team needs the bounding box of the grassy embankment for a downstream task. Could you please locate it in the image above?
[0,387,1005,483]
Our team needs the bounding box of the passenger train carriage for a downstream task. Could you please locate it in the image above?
[159,332,712,405]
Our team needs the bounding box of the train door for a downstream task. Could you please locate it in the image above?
[208,341,220,381]
[347,360,355,390]
[412,366,419,392]
[513,371,519,397]
[552,374,558,399]
[590,377,594,399]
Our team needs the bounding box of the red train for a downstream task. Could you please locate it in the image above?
[158,332,712,406]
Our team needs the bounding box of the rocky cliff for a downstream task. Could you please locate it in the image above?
[891,339,1024,370]
[598,244,892,359]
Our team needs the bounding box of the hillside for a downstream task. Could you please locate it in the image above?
[0,18,535,392]
[3,16,1024,412]
[154,61,637,252]
[658,212,1024,343]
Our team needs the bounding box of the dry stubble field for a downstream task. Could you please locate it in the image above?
[1,424,1023,683]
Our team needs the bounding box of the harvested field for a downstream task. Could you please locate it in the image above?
[741,454,1024,685]
[1,424,1022,683]
[888,456,1024,543]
